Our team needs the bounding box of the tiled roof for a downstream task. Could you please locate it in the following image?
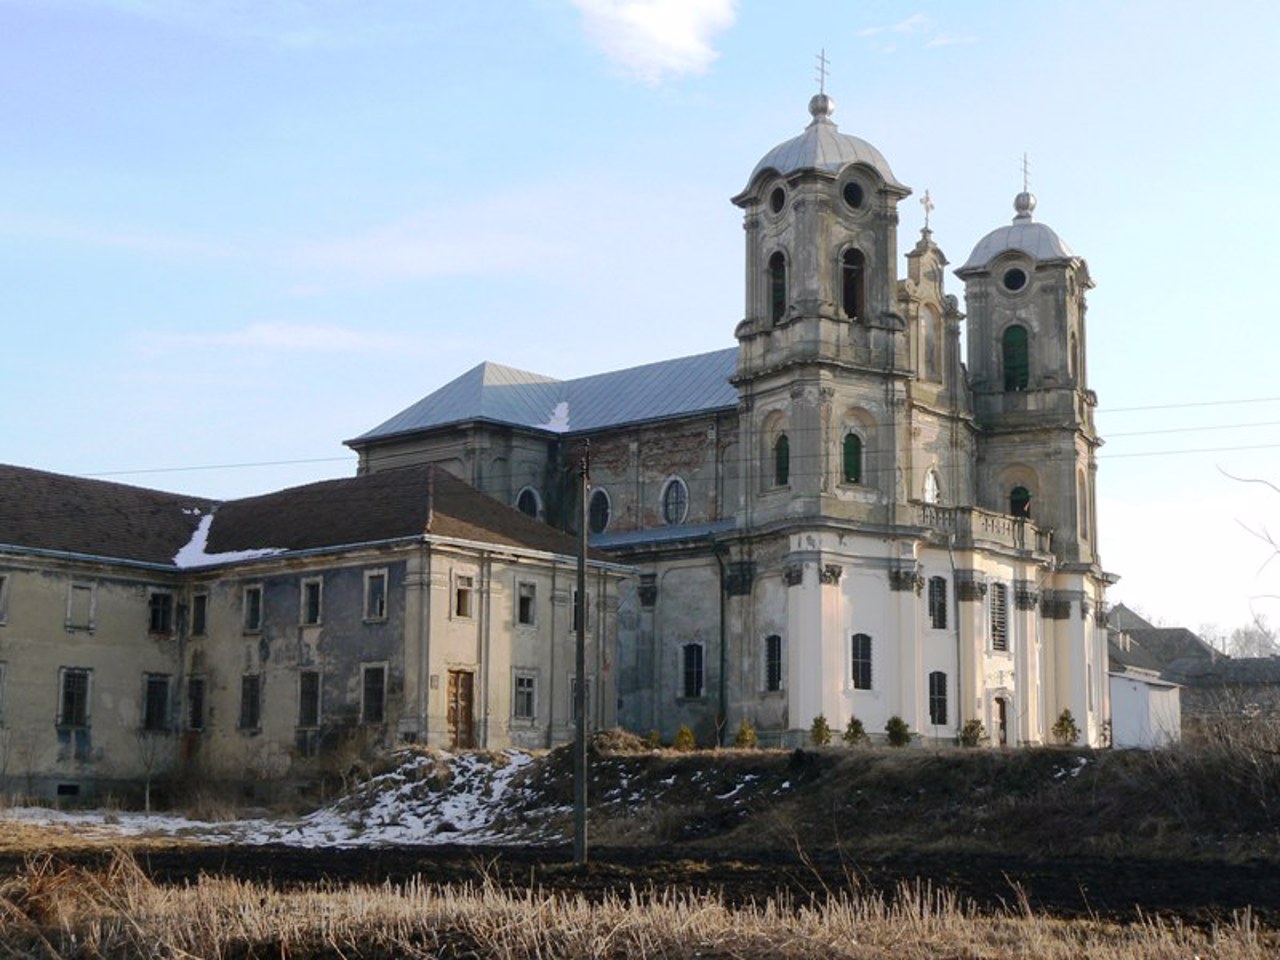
[208,465,595,559]
[350,348,739,445]
[0,464,213,565]
[0,463,601,567]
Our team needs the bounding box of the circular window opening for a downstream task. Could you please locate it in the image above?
[516,487,540,518]
[1002,267,1027,292]
[662,478,689,525]
[588,489,611,534]
[842,181,864,209]
[769,187,785,214]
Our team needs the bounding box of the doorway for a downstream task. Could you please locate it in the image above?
[447,670,475,749]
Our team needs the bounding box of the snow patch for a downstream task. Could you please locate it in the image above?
[537,401,570,432]
[173,513,285,569]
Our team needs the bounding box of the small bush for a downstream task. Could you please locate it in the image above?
[959,719,986,748]
[672,724,697,752]
[732,718,758,749]
[810,715,832,747]
[645,729,663,749]
[885,716,912,747]
[1052,709,1081,746]
[842,715,869,746]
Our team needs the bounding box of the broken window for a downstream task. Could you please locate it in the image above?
[362,664,386,724]
[928,576,948,629]
[239,674,261,730]
[300,578,322,625]
[141,674,170,732]
[851,634,872,691]
[59,668,91,727]
[682,643,704,699]
[364,570,387,621]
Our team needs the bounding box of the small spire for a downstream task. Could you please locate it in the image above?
[1014,152,1036,221]
[815,48,829,95]
[920,188,935,231]
[808,50,835,125]
[1022,152,1031,193]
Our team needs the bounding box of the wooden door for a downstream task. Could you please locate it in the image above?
[447,670,475,749]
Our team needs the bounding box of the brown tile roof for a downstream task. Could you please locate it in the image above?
[0,464,213,565]
[207,465,596,559]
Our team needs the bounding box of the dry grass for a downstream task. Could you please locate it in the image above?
[0,851,1275,959]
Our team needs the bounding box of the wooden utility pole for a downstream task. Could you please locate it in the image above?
[573,440,590,864]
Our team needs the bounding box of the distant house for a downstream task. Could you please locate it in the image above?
[0,464,628,800]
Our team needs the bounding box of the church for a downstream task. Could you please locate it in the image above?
[348,91,1115,748]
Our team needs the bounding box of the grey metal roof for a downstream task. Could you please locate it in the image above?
[957,192,1075,274]
[352,348,739,444]
[743,95,906,193]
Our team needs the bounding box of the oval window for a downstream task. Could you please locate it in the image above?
[662,478,689,525]
[1002,267,1027,292]
[842,181,864,209]
[588,489,611,534]
[769,187,785,214]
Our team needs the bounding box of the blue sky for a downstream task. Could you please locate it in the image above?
[3,0,1280,635]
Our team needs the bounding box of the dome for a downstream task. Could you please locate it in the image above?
[957,191,1075,275]
[741,94,907,194]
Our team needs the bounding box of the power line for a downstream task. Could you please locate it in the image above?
[85,456,354,479]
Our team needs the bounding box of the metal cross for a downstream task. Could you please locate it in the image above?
[1022,152,1031,193]
[815,49,829,94]
[920,189,934,230]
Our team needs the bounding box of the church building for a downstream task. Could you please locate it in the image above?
[348,92,1115,748]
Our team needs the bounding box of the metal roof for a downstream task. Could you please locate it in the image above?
[957,192,1076,274]
[743,94,907,194]
[351,348,739,444]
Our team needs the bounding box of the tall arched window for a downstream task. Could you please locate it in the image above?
[774,434,790,486]
[768,251,787,323]
[842,432,863,484]
[928,671,948,726]
[1010,486,1031,518]
[1002,325,1029,391]
[842,248,866,319]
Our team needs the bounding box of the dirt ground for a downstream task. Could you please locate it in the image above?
[4,841,1275,925]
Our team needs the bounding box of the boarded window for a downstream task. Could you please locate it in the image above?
[764,634,783,692]
[1002,325,1029,391]
[239,675,261,730]
[851,634,872,691]
[928,576,948,629]
[991,583,1009,652]
[362,665,386,724]
[67,583,94,630]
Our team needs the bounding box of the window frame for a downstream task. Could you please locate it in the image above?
[148,591,174,635]
[300,576,323,626]
[682,642,705,699]
[841,247,867,320]
[361,663,387,724]
[928,576,948,630]
[990,582,1010,652]
[587,488,611,534]
[66,582,96,632]
[850,633,872,691]
[1002,324,1030,392]
[661,476,690,525]
[363,569,388,622]
[516,581,537,627]
[453,573,475,620]
[774,433,790,487]
[768,250,787,323]
[513,671,537,721]
[238,674,262,731]
[141,673,171,732]
[928,670,948,727]
[841,432,863,485]
[298,669,321,729]
[242,584,263,634]
[191,592,208,637]
[764,634,783,692]
[58,667,92,727]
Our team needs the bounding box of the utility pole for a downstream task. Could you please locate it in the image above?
[573,440,590,865]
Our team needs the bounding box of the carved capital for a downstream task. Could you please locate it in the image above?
[1040,589,1071,620]
[638,574,657,608]
[889,563,923,593]
[1014,579,1040,611]
[783,563,804,587]
[820,564,844,585]
[956,569,988,602]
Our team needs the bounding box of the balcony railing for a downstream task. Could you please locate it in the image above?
[913,503,1051,553]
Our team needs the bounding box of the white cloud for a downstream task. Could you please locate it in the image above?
[571,0,737,85]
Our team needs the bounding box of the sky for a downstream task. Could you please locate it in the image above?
[3,0,1280,637]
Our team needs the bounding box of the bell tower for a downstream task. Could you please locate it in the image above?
[956,191,1099,564]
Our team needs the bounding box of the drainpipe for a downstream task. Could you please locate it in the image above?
[947,532,962,738]
[712,539,729,746]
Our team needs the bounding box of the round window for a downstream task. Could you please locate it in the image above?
[588,489,611,534]
[662,478,689,525]
[769,187,785,214]
[842,181,864,210]
[1002,267,1027,292]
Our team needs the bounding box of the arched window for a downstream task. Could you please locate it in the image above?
[923,469,941,505]
[774,434,790,486]
[1010,486,1032,518]
[588,488,611,534]
[768,251,787,323]
[841,248,866,320]
[1002,325,1029,391]
[927,576,947,629]
[928,671,947,726]
[842,432,863,484]
[851,633,872,690]
[661,477,689,525]
[515,487,541,518]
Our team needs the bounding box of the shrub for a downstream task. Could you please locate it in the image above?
[885,715,912,747]
[672,724,697,752]
[645,729,663,749]
[1052,709,1081,746]
[810,715,832,747]
[959,719,986,748]
[842,715,869,746]
[732,718,758,749]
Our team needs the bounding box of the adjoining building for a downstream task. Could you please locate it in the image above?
[348,92,1116,747]
[0,463,627,800]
